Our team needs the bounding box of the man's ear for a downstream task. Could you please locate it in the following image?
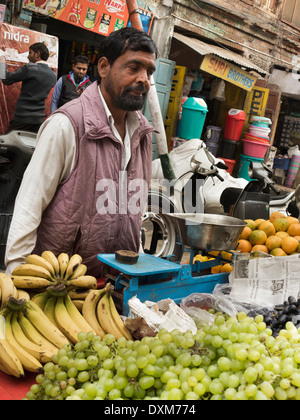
[97,57,110,79]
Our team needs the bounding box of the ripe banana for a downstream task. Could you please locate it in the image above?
[109,295,132,340]
[0,338,24,378]
[0,273,18,309]
[11,276,52,289]
[97,293,123,339]
[44,296,59,328]
[25,254,56,278]
[82,289,106,339]
[54,296,82,343]
[68,289,90,300]
[64,254,82,280]
[64,294,95,335]
[70,264,87,280]
[58,253,69,279]
[41,251,60,277]
[67,275,97,289]
[5,312,43,373]
[17,289,30,301]
[18,311,59,352]
[72,300,84,312]
[25,301,69,348]
[11,312,54,364]
[12,264,53,280]
[31,291,49,310]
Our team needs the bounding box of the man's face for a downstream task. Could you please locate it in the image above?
[28,49,40,63]
[98,50,156,112]
[73,62,89,81]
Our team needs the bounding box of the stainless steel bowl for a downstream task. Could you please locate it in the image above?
[167,213,246,251]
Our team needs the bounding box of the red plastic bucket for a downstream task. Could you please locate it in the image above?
[224,109,246,141]
[218,157,236,175]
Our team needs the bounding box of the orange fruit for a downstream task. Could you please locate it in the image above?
[255,219,266,229]
[288,223,300,237]
[237,240,252,253]
[276,231,289,240]
[244,220,256,231]
[249,230,267,246]
[270,248,288,257]
[221,263,234,273]
[286,217,299,225]
[240,226,252,240]
[259,221,276,237]
[270,211,286,223]
[211,265,222,274]
[273,218,290,233]
[266,235,283,251]
[252,245,269,253]
[281,237,299,255]
[294,236,300,241]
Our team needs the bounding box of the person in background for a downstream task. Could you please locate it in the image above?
[5,27,158,277]
[50,55,92,113]
[1,42,57,133]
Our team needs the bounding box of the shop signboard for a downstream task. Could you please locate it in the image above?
[201,54,257,92]
[0,23,58,134]
[243,86,270,130]
[23,0,129,36]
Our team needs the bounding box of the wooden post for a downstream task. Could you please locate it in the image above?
[126,0,176,182]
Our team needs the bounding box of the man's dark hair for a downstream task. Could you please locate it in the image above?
[74,55,90,66]
[98,27,158,66]
[30,42,50,61]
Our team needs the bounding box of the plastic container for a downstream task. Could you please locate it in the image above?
[238,155,264,181]
[204,126,222,144]
[286,152,300,188]
[220,138,239,159]
[224,109,246,141]
[206,141,219,157]
[219,158,236,175]
[251,116,272,128]
[249,125,271,138]
[242,139,269,159]
[179,97,208,140]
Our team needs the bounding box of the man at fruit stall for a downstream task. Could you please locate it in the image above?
[50,55,92,113]
[1,42,57,133]
[5,27,158,277]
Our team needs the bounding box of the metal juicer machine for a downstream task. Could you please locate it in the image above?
[98,214,246,316]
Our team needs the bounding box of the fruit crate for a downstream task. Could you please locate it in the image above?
[0,214,12,270]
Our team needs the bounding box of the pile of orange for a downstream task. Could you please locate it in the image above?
[237,212,300,257]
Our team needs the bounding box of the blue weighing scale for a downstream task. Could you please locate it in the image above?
[97,253,229,316]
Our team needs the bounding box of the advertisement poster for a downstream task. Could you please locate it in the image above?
[127,7,154,36]
[0,23,58,134]
[23,0,129,36]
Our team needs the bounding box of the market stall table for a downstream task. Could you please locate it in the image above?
[0,371,36,400]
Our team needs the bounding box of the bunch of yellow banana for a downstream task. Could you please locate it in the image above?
[31,284,96,344]
[10,251,97,293]
[0,296,70,377]
[0,273,18,310]
[82,283,132,341]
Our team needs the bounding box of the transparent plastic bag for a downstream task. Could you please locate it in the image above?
[180,285,270,318]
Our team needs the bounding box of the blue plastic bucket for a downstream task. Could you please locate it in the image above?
[238,154,264,181]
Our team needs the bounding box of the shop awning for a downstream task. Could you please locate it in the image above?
[173,32,268,76]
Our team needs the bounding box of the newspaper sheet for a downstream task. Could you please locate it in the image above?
[229,253,300,307]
